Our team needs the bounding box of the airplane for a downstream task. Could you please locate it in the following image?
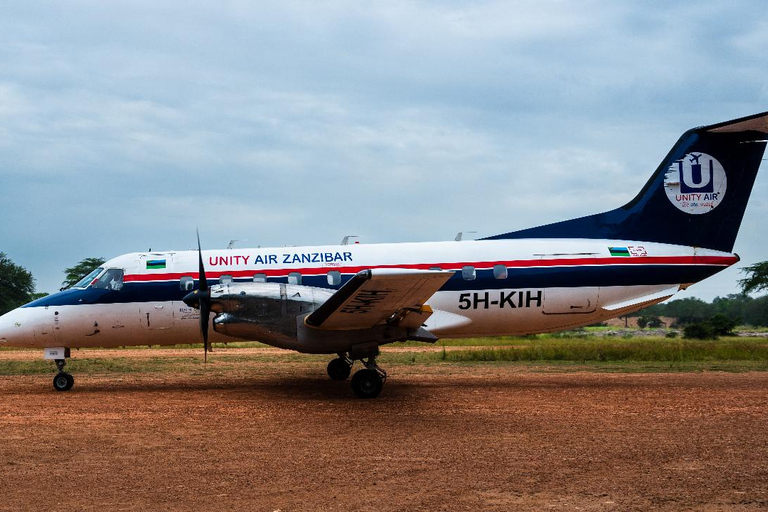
[0,111,766,397]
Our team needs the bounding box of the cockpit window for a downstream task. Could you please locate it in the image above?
[91,268,124,291]
[71,267,104,289]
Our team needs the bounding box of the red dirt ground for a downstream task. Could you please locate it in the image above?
[0,352,766,511]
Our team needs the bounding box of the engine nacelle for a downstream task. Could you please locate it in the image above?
[208,282,333,350]
[206,281,433,355]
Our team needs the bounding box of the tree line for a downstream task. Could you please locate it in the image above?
[627,262,768,328]
[633,294,768,327]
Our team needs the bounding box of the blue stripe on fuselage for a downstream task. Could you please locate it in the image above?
[24,264,725,308]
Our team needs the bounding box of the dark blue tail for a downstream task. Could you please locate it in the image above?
[484,112,768,252]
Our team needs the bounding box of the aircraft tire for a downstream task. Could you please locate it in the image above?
[351,369,383,399]
[327,357,352,380]
[53,372,74,392]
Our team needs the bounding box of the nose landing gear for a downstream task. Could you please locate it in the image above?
[52,358,74,392]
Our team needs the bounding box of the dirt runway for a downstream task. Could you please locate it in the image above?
[0,358,766,511]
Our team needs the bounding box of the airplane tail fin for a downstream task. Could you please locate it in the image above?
[484,111,768,252]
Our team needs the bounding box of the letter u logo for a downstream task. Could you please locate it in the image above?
[679,158,714,193]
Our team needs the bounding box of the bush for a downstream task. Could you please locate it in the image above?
[637,315,663,329]
[683,323,716,340]
[708,313,736,336]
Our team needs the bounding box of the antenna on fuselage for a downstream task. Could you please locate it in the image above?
[341,235,359,245]
[454,231,477,241]
[227,239,248,249]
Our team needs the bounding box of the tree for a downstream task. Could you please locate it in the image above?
[707,313,737,336]
[0,252,36,315]
[662,297,712,326]
[637,315,663,328]
[62,257,106,289]
[744,296,768,327]
[739,261,768,295]
[683,322,716,340]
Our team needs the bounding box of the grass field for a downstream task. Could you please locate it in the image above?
[2,334,768,375]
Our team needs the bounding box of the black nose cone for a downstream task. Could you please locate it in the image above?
[183,290,200,308]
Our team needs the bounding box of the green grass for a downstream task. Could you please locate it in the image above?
[385,335,768,368]
[2,335,768,376]
[440,337,768,362]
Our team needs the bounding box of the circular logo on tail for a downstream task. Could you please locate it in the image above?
[664,152,726,214]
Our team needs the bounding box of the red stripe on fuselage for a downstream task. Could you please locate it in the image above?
[122,255,738,283]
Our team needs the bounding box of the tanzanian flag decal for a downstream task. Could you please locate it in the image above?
[608,247,631,257]
[146,259,167,270]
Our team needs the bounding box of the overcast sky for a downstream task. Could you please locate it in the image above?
[1,1,767,301]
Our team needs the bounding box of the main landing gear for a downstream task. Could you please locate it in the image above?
[53,359,74,392]
[327,353,387,399]
[327,355,353,380]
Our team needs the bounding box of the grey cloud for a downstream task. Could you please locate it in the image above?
[1,0,766,300]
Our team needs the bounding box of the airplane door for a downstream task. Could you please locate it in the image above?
[138,253,176,331]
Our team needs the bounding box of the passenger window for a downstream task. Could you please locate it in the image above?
[429,266,442,271]
[180,276,194,291]
[461,265,476,281]
[327,270,341,286]
[288,272,302,285]
[92,268,124,291]
[493,265,508,280]
[253,273,267,283]
[219,274,233,285]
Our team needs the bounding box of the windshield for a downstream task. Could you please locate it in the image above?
[91,268,124,291]
[71,267,104,289]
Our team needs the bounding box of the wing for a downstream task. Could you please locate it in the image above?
[305,269,453,330]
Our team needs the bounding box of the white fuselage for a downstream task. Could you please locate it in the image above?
[0,238,736,352]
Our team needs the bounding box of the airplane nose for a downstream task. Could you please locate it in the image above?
[0,311,13,344]
[0,308,32,346]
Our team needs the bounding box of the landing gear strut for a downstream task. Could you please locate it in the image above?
[53,359,74,392]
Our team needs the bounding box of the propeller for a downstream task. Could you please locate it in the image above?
[183,230,212,362]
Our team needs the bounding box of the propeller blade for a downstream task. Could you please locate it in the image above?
[196,229,210,362]
[197,228,208,293]
[201,298,210,363]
